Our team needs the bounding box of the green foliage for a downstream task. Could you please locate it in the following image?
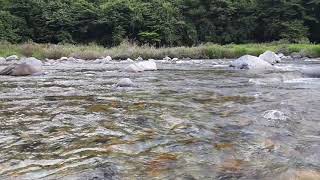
[0,11,25,42]
[0,0,319,45]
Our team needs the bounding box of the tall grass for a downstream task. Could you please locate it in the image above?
[0,41,319,60]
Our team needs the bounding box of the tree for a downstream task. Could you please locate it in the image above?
[255,0,309,42]
[304,0,320,42]
[0,0,318,45]
[0,11,25,42]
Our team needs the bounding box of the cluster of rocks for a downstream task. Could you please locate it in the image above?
[1,52,319,83]
[0,55,161,88]
[230,51,281,70]
[230,50,320,78]
[123,59,158,73]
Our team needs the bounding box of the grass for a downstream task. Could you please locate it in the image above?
[0,41,319,60]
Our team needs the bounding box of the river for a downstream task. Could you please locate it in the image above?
[0,59,319,179]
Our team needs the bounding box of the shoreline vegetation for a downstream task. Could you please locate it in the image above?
[1,41,320,60]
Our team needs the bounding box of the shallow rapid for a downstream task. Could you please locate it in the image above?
[0,59,319,179]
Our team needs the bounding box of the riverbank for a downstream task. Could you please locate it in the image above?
[0,41,320,60]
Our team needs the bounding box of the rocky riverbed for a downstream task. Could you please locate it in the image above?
[0,58,319,179]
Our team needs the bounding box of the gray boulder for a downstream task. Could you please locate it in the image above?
[6,55,19,61]
[0,57,43,76]
[116,78,135,87]
[259,51,281,64]
[230,55,274,70]
[301,67,320,78]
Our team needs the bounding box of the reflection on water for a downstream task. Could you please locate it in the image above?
[0,60,319,179]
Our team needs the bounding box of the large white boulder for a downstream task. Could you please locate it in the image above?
[0,57,43,76]
[124,63,144,73]
[6,55,19,61]
[123,60,157,72]
[136,60,157,71]
[230,55,274,70]
[104,56,112,61]
[259,51,281,64]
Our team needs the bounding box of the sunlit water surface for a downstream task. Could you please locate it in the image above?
[0,59,319,179]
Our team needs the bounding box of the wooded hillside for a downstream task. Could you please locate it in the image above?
[0,0,319,46]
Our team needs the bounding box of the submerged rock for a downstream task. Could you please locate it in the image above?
[262,110,288,121]
[259,51,281,64]
[116,78,135,87]
[301,67,320,78]
[6,55,19,61]
[230,55,273,70]
[0,57,43,76]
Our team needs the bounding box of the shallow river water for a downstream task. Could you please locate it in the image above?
[0,59,319,179]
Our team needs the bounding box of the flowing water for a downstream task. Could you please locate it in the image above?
[0,59,319,179]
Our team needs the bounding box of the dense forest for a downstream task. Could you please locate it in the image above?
[0,0,319,46]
